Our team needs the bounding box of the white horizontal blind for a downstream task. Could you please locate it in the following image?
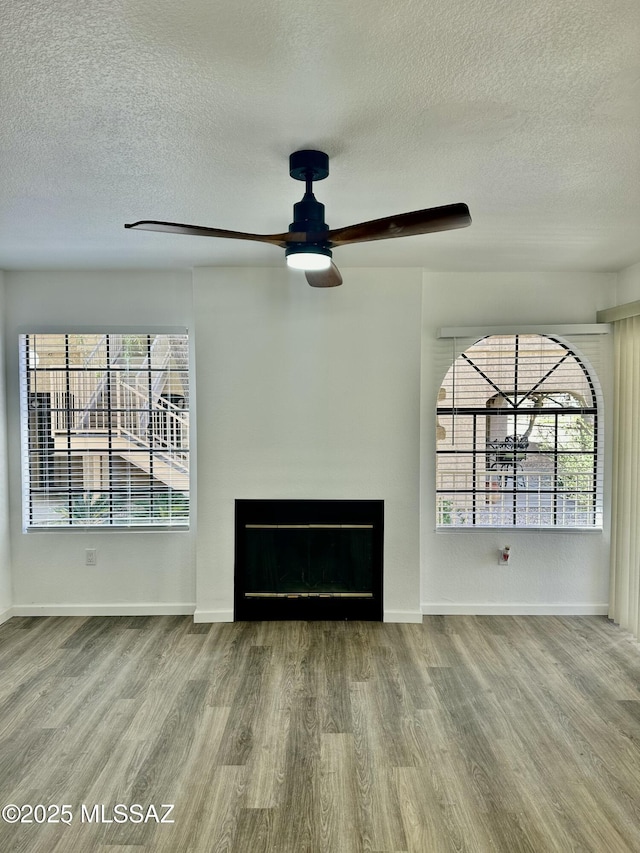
[20,332,190,529]
[435,333,604,529]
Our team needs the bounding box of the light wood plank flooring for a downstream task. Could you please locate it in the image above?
[1,615,640,852]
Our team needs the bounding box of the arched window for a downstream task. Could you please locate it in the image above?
[436,334,601,528]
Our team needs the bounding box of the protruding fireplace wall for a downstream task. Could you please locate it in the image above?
[193,267,423,622]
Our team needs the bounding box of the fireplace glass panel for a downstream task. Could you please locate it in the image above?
[244,525,373,597]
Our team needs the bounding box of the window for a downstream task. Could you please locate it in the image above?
[20,332,189,529]
[436,334,601,528]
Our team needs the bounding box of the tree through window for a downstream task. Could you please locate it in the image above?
[436,334,601,528]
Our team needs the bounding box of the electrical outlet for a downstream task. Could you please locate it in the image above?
[85,548,97,566]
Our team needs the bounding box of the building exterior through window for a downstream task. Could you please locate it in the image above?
[436,334,601,528]
[20,332,189,529]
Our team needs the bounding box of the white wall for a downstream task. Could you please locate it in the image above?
[420,271,616,614]
[4,271,196,615]
[193,267,423,622]
[617,260,640,304]
[0,274,13,623]
[1,266,619,620]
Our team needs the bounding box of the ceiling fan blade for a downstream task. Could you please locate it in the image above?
[305,262,343,288]
[125,220,290,247]
[327,203,471,246]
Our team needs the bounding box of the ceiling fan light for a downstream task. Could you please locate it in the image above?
[285,246,332,271]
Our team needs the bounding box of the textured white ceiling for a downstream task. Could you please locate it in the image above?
[2,0,639,271]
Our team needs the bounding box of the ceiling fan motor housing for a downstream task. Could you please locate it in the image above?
[289,193,328,235]
[286,192,332,264]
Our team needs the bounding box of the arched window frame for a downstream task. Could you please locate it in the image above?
[435,333,603,529]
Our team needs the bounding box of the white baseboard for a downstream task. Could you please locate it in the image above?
[421,603,609,616]
[8,603,608,621]
[193,609,234,623]
[384,610,424,624]
[10,603,196,618]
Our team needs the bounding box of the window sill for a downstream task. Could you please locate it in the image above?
[435,526,603,534]
[24,525,190,533]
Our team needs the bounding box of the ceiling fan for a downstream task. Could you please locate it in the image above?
[125,150,471,288]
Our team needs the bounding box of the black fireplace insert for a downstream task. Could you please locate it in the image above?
[234,499,383,620]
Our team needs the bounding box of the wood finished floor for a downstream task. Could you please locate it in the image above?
[1,615,640,852]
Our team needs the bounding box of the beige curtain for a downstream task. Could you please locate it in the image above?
[609,315,640,639]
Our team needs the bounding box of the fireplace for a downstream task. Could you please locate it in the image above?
[234,499,384,620]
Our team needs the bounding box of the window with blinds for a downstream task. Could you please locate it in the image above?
[20,332,190,529]
[436,334,602,529]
